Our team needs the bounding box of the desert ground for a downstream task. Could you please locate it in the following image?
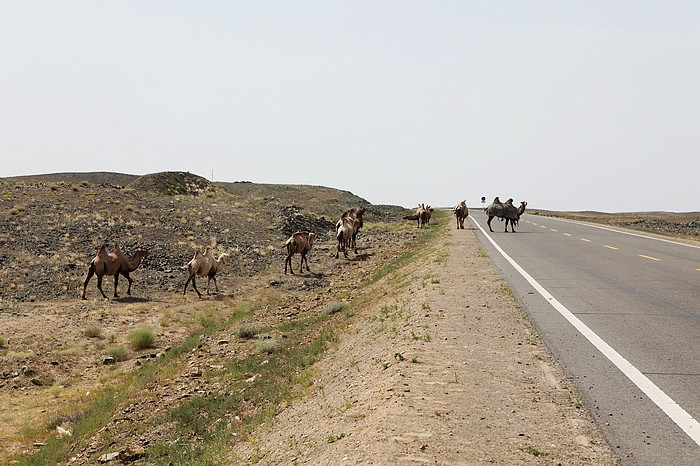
[1,172,698,464]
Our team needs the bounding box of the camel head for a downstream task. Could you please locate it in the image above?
[217,253,229,266]
[308,232,316,247]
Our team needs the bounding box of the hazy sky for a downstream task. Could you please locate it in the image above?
[2,1,699,212]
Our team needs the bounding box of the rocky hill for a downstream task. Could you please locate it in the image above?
[0,171,409,303]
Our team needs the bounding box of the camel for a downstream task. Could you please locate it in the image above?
[453,200,468,229]
[334,207,365,251]
[424,205,433,224]
[284,231,315,274]
[403,204,431,228]
[183,247,229,297]
[82,244,148,299]
[336,210,362,258]
[348,207,366,250]
[485,197,527,232]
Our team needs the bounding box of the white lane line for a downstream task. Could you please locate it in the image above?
[539,216,700,249]
[469,215,700,446]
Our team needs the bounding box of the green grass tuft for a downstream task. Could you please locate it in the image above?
[128,328,155,350]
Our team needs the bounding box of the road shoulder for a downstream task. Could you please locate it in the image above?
[239,221,617,464]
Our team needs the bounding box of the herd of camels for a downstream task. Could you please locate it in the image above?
[81,199,526,300]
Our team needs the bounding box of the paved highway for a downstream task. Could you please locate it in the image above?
[469,213,700,465]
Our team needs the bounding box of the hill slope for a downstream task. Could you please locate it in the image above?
[0,171,408,302]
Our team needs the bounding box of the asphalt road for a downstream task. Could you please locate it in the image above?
[469,212,700,465]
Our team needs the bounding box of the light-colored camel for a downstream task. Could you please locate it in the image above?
[183,246,229,297]
[336,211,361,258]
[453,200,468,229]
[403,204,431,228]
[485,197,527,232]
[284,231,315,274]
[82,244,148,299]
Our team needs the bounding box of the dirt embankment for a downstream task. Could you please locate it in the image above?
[235,223,617,464]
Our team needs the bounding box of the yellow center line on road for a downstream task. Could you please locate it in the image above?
[564,233,572,237]
[541,225,547,228]
[604,245,619,250]
[639,254,661,261]
[696,268,700,272]
[550,229,558,232]
[581,238,592,242]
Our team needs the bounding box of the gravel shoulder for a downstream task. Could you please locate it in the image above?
[237,223,617,464]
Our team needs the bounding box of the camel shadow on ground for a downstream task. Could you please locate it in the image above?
[348,252,373,261]
[114,296,150,303]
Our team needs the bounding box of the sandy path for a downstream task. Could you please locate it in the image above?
[236,225,617,464]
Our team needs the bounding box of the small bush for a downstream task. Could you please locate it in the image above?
[128,328,155,350]
[256,337,278,354]
[84,325,103,338]
[0,335,6,347]
[324,301,348,315]
[194,311,217,328]
[238,322,261,339]
[106,347,129,362]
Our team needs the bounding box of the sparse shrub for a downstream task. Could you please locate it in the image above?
[84,324,103,338]
[326,432,345,443]
[527,446,549,457]
[128,328,155,350]
[193,311,217,328]
[324,301,348,315]
[0,335,6,347]
[256,337,278,354]
[106,346,129,362]
[238,322,262,339]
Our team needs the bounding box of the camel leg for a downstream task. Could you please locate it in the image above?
[285,255,294,274]
[82,265,95,300]
[206,273,219,294]
[113,274,120,298]
[191,276,203,298]
[95,274,109,299]
[184,275,193,295]
[123,271,133,295]
[299,252,309,273]
[487,216,495,232]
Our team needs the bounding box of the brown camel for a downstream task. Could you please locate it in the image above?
[485,198,527,232]
[453,200,468,229]
[82,244,148,299]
